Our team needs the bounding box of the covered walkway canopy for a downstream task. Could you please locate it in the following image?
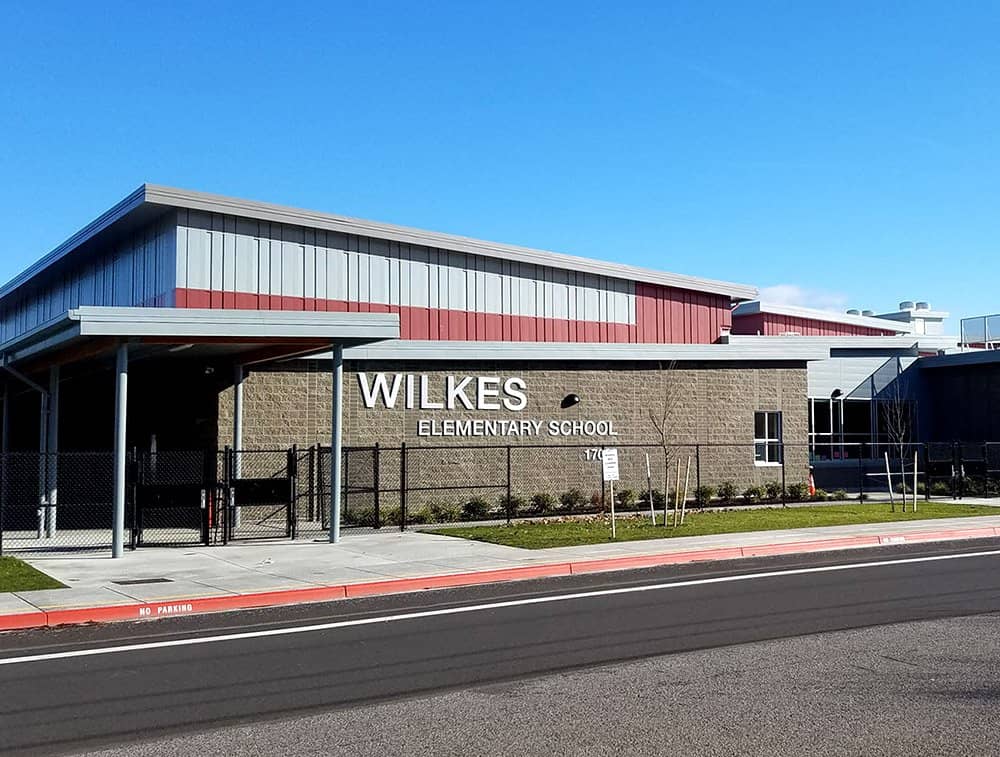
[0,305,400,555]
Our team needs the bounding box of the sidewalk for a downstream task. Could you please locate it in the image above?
[4,514,1000,630]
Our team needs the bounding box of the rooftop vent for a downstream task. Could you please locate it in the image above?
[899,300,915,311]
[846,309,861,316]
[861,310,875,317]
[915,301,930,310]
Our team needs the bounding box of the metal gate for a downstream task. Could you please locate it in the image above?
[222,448,296,541]
[130,450,214,546]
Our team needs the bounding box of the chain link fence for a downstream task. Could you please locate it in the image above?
[3,441,998,553]
[1,452,115,554]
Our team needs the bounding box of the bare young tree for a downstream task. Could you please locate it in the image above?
[879,359,915,512]
[648,361,679,525]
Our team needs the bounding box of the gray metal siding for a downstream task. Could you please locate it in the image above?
[175,209,636,324]
[0,216,177,344]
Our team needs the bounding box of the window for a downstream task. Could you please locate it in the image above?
[754,411,783,464]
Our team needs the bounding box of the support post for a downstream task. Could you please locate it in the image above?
[859,442,866,501]
[399,441,407,532]
[780,443,786,507]
[505,445,512,525]
[112,343,128,558]
[373,442,381,529]
[232,365,244,528]
[329,344,343,544]
[46,365,59,537]
[36,391,47,539]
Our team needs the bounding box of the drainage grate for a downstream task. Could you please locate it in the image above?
[111,578,174,586]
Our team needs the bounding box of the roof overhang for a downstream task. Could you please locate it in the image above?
[918,349,1000,369]
[331,339,831,363]
[732,301,913,333]
[0,184,758,305]
[0,306,399,369]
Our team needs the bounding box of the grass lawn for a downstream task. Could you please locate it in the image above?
[0,556,64,592]
[426,502,999,549]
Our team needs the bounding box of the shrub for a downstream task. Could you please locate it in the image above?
[615,488,638,508]
[930,481,952,496]
[530,492,558,515]
[560,488,587,512]
[428,502,461,523]
[462,496,491,521]
[383,507,402,526]
[651,489,666,507]
[743,485,765,503]
[831,489,848,501]
[963,477,986,496]
[764,480,783,500]
[407,508,430,525]
[693,485,716,506]
[811,488,829,502]
[590,491,603,509]
[717,482,737,502]
[786,482,808,501]
[499,493,527,515]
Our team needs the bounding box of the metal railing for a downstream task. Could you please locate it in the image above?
[960,314,1000,350]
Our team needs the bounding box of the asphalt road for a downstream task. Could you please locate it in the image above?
[4,540,1000,756]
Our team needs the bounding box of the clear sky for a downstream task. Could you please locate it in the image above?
[2,2,997,324]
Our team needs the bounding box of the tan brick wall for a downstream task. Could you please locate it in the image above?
[219,361,810,506]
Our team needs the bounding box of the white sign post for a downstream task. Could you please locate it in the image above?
[602,448,620,538]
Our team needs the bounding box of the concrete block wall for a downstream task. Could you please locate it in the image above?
[219,360,809,508]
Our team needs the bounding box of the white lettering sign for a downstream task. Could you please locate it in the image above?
[358,373,529,412]
[359,373,617,438]
[416,419,619,438]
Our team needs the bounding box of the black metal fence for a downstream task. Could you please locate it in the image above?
[2,441,999,553]
[306,441,1000,534]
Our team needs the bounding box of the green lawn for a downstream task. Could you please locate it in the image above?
[0,556,64,592]
[426,502,999,549]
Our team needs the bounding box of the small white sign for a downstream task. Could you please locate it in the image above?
[602,448,620,482]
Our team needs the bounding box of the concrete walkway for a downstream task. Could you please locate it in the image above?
[2,512,1000,629]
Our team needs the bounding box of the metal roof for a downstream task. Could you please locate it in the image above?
[732,301,913,333]
[1,184,758,304]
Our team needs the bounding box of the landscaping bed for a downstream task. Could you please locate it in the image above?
[425,502,998,549]
[0,556,64,592]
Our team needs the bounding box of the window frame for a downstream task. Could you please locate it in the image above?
[754,410,783,466]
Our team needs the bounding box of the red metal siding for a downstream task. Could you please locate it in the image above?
[731,313,899,337]
[635,283,731,344]
[177,281,734,344]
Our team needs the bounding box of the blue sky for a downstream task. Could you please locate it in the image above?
[1,2,997,323]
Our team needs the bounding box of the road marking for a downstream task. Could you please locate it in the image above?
[3,547,999,667]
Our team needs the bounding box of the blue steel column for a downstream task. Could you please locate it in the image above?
[329,344,343,544]
[112,343,128,558]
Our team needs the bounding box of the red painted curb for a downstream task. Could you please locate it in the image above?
[0,611,48,630]
[2,525,999,632]
[344,563,574,598]
[568,547,745,574]
[741,535,881,557]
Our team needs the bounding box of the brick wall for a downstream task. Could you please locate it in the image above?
[219,360,810,505]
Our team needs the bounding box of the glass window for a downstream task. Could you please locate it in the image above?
[754,411,783,464]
